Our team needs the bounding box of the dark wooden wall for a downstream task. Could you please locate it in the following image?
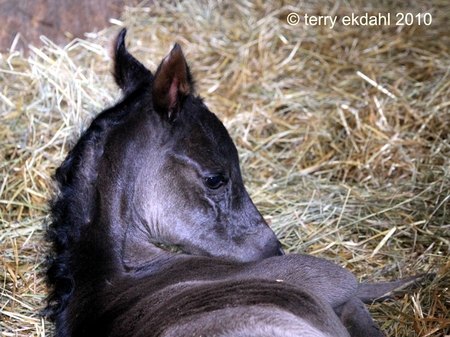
[0,0,140,52]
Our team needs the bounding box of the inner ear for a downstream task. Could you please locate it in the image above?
[152,43,194,119]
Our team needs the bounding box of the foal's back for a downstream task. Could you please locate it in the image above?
[95,258,350,337]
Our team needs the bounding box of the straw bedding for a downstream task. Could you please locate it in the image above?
[1,0,449,336]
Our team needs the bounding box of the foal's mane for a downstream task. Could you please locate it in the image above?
[45,29,155,323]
[44,87,147,320]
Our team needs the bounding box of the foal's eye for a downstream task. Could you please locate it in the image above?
[204,175,228,190]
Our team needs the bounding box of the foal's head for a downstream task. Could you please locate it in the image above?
[102,29,283,265]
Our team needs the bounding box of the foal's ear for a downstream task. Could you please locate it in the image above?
[152,43,194,120]
[113,28,152,94]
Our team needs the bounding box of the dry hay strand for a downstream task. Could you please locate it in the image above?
[1,0,449,336]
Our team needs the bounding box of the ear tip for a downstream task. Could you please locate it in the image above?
[171,43,184,56]
[116,28,128,51]
[120,28,127,39]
